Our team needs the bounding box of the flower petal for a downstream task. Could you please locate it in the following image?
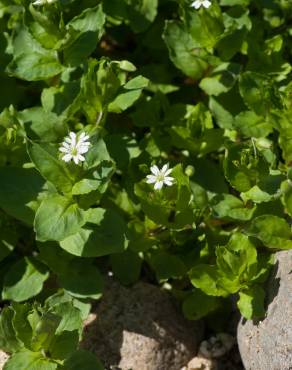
[161,163,169,174]
[65,137,72,144]
[73,155,80,164]
[164,179,174,186]
[150,165,160,175]
[61,142,71,149]
[203,0,211,8]
[77,154,85,161]
[62,154,72,162]
[78,145,90,154]
[146,175,157,184]
[69,132,76,145]
[164,168,172,176]
[59,147,69,153]
[154,181,163,190]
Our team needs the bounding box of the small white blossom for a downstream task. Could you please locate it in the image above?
[59,132,90,165]
[191,0,212,9]
[146,164,174,190]
[32,0,56,6]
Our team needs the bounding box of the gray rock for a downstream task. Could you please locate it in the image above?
[81,279,204,370]
[237,250,292,370]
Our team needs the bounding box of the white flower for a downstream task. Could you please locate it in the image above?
[146,164,174,190]
[32,0,56,6]
[59,132,90,165]
[190,0,212,9]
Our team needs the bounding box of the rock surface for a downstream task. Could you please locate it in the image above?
[81,279,204,370]
[237,250,292,370]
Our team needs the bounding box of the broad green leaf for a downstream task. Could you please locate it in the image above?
[234,111,272,138]
[64,350,104,370]
[237,285,265,319]
[148,252,187,281]
[0,167,44,225]
[18,107,66,142]
[124,0,158,33]
[64,5,106,66]
[246,215,292,249]
[216,233,258,289]
[199,63,240,96]
[282,182,292,217]
[0,307,21,353]
[84,137,112,169]
[211,193,255,221]
[187,6,224,49]
[60,208,127,257]
[163,20,209,79]
[189,265,228,297]
[30,311,61,352]
[48,302,82,359]
[224,144,269,192]
[34,195,86,242]
[182,290,221,320]
[7,27,63,81]
[12,303,33,349]
[27,142,74,193]
[72,160,115,197]
[3,349,58,370]
[58,260,103,299]
[2,257,49,302]
[239,72,282,116]
[110,250,142,285]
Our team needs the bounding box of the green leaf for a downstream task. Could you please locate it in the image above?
[64,350,104,370]
[237,285,265,319]
[60,208,127,257]
[30,311,61,352]
[3,349,58,370]
[110,250,142,285]
[246,215,292,249]
[2,257,49,302]
[0,167,44,225]
[148,252,186,281]
[239,72,282,116]
[124,0,158,33]
[0,307,21,353]
[182,290,221,320]
[234,111,272,138]
[64,5,106,66]
[199,63,240,96]
[58,260,103,299]
[34,195,86,242]
[224,144,269,192]
[211,194,255,221]
[48,302,82,359]
[72,160,115,197]
[18,107,66,143]
[189,265,228,297]
[187,6,224,49]
[163,20,209,79]
[215,233,258,292]
[27,142,74,193]
[7,27,63,81]
[12,303,33,349]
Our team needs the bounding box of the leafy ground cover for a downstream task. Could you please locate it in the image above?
[0,0,291,368]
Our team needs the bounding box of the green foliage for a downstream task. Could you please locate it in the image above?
[0,0,292,366]
[1,298,104,370]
